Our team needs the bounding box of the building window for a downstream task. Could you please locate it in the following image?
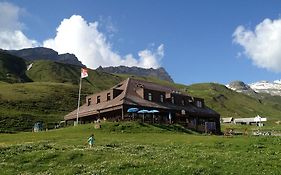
[196,101,202,108]
[148,93,152,101]
[171,96,175,104]
[97,96,101,104]
[181,109,186,115]
[107,93,111,101]
[87,98,91,106]
[160,94,164,103]
[181,99,185,106]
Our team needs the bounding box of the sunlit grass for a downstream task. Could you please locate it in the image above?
[1,122,281,174]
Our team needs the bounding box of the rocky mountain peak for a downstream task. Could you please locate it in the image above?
[226,80,257,96]
[227,81,251,91]
[96,66,174,82]
[227,79,281,97]
[6,47,84,67]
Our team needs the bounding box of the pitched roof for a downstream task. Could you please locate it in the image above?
[234,117,267,123]
[124,78,218,115]
[64,78,219,120]
[64,78,129,120]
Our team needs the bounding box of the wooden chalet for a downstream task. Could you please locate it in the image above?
[64,78,221,133]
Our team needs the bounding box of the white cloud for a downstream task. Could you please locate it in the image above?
[0,30,38,50]
[43,15,163,69]
[0,2,22,31]
[99,16,118,35]
[0,2,38,49]
[233,18,281,72]
[0,4,164,69]
[138,44,164,68]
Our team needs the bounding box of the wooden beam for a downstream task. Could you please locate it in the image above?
[121,105,124,120]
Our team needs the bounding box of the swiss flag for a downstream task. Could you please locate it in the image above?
[81,68,88,78]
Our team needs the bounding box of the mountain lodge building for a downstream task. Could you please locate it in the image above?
[64,78,221,133]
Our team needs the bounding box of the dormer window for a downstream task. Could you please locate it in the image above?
[87,98,91,106]
[136,83,144,88]
[148,93,152,101]
[160,94,164,103]
[97,96,101,104]
[196,101,202,108]
[107,93,111,101]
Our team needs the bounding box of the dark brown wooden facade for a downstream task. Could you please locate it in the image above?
[64,78,221,134]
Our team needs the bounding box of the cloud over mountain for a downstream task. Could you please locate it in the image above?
[0,3,164,69]
[233,18,281,72]
[43,15,164,69]
[0,2,38,49]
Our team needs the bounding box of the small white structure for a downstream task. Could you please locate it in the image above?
[254,115,267,122]
[27,63,33,70]
[234,115,267,125]
[221,117,234,123]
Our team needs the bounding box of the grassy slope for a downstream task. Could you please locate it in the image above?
[0,82,80,131]
[0,59,124,131]
[0,52,31,83]
[1,122,281,174]
[26,60,80,84]
[185,83,281,119]
[26,60,124,91]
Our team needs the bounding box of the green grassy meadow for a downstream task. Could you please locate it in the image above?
[1,73,281,132]
[1,122,281,175]
[1,52,281,174]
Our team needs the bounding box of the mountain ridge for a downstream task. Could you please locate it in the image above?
[6,47,84,67]
[0,51,31,83]
[96,65,174,83]
[250,80,281,96]
[5,47,174,83]
[226,81,258,97]
[227,80,281,97]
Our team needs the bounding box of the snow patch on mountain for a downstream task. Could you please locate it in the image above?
[226,80,281,96]
[273,80,281,84]
[249,81,281,96]
[226,81,257,96]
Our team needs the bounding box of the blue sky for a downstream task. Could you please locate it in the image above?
[2,0,281,85]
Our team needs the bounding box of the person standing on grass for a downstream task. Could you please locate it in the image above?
[88,134,95,148]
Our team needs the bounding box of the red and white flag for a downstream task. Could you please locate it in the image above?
[81,68,88,78]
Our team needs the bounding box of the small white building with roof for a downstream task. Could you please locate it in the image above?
[234,115,267,125]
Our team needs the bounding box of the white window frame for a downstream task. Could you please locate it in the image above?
[196,101,202,108]
[148,93,152,101]
[160,94,164,103]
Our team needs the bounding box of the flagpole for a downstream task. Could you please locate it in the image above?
[76,76,82,126]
